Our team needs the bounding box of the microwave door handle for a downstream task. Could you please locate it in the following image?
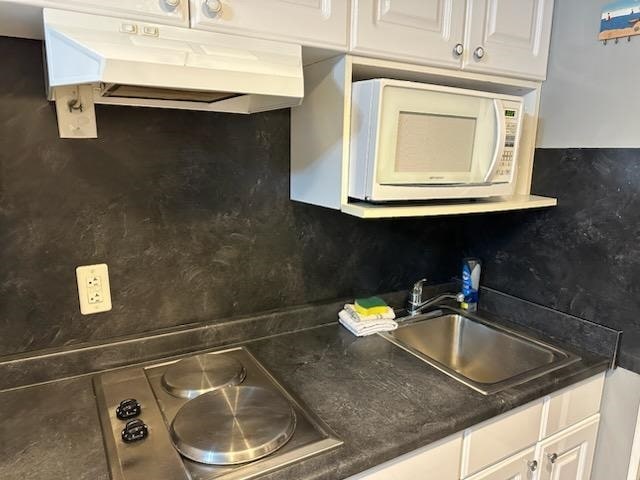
[484,99,506,183]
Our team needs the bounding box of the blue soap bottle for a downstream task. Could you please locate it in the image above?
[461,258,482,312]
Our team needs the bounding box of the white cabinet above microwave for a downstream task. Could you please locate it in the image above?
[349,79,522,202]
[350,0,555,81]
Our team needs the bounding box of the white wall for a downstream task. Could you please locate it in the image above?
[592,368,640,480]
[537,0,640,148]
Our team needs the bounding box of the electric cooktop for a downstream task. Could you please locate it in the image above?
[94,347,342,480]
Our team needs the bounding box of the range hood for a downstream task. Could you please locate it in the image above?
[42,8,304,138]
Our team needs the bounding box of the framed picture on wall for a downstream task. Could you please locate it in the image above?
[600,0,640,42]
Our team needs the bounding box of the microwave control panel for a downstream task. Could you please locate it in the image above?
[493,108,520,183]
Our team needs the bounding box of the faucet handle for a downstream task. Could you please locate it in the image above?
[412,278,427,294]
[409,278,427,307]
[408,278,427,315]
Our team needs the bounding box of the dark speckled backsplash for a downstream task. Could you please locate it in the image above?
[0,37,467,358]
[2,36,638,377]
[465,149,640,373]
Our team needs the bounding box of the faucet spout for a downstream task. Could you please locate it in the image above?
[407,279,463,316]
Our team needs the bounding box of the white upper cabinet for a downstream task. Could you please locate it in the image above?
[39,0,189,26]
[464,0,555,80]
[350,0,467,69]
[189,0,348,49]
[4,0,553,80]
[350,0,554,80]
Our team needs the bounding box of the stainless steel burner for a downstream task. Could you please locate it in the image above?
[170,386,296,465]
[161,353,246,399]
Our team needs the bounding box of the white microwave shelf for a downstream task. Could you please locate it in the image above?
[342,195,557,219]
[291,55,557,219]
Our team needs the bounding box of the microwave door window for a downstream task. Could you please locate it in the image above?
[392,112,477,184]
[375,86,500,187]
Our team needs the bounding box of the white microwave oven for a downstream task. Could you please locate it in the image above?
[348,79,524,202]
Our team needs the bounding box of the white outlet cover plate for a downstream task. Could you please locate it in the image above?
[76,263,112,315]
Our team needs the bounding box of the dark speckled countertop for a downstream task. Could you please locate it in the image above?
[0,319,608,480]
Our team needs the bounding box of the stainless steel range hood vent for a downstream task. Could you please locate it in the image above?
[42,8,304,138]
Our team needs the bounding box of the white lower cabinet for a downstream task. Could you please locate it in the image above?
[466,446,537,480]
[537,415,600,480]
[461,401,543,476]
[542,374,605,438]
[349,373,605,480]
[347,433,462,479]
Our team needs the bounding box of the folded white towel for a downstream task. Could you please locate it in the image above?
[343,304,396,320]
[338,308,398,337]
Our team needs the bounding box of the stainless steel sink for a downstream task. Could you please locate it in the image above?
[381,307,580,395]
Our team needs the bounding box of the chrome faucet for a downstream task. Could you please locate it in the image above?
[407,278,463,316]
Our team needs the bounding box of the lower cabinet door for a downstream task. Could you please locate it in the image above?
[537,415,600,480]
[465,446,536,480]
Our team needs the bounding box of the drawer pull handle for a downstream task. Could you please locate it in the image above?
[527,460,538,472]
[547,453,558,464]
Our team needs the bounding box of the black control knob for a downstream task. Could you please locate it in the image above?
[121,418,149,443]
[116,398,141,420]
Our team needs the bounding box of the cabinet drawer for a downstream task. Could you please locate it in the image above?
[348,433,463,480]
[542,373,605,439]
[461,400,543,477]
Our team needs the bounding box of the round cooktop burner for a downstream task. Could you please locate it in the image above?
[170,386,296,465]
[161,353,246,399]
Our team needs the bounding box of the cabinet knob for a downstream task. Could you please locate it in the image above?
[203,0,223,16]
[527,460,538,472]
[473,46,485,60]
[547,453,558,464]
[453,43,464,56]
[163,0,181,7]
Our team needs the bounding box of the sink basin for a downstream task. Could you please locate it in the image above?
[381,307,579,395]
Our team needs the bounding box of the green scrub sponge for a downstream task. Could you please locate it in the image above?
[354,296,389,315]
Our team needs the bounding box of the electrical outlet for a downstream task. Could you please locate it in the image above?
[76,264,112,315]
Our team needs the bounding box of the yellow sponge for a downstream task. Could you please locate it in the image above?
[354,296,389,315]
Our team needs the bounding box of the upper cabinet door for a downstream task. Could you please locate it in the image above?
[350,0,467,69]
[189,0,348,49]
[45,0,189,26]
[464,0,554,80]
[537,416,599,480]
